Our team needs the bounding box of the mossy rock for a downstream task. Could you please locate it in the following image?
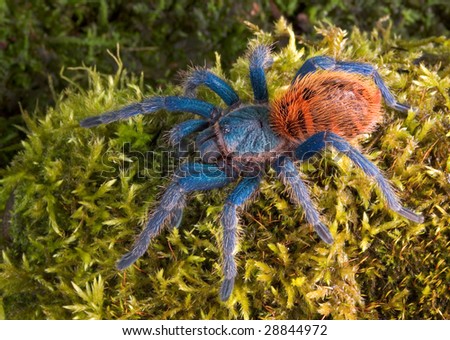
[1,19,449,319]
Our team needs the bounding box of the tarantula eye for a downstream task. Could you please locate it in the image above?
[222,125,231,134]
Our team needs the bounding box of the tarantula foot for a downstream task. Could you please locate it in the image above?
[220,278,235,301]
[314,222,334,244]
[116,251,139,270]
[80,115,106,128]
[397,207,425,224]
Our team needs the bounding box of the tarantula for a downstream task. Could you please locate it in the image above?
[80,45,424,301]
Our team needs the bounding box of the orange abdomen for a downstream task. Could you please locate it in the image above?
[270,71,382,142]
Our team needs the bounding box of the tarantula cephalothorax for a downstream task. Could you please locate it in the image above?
[80,45,424,301]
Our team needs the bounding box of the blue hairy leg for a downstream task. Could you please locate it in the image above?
[273,157,333,244]
[293,56,412,112]
[117,163,234,270]
[168,119,209,145]
[184,69,240,106]
[220,176,261,301]
[80,96,221,128]
[249,45,273,103]
[294,132,424,223]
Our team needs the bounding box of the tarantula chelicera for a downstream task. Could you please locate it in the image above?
[80,45,424,301]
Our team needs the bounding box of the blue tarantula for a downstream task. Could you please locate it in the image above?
[80,45,424,301]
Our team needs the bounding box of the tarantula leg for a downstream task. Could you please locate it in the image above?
[293,56,336,81]
[168,206,184,229]
[294,131,425,224]
[293,56,413,113]
[273,156,334,244]
[168,119,209,145]
[220,176,261,301]
[371,71,412,112]
[249,45,273,103]
[117,163,233,270]
[80,96,221,128]
[184,69,240,106]
[337,61,413,113]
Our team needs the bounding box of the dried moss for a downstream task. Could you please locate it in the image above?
[0,19,449,319]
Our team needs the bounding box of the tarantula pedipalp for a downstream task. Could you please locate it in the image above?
[80,45,424,301]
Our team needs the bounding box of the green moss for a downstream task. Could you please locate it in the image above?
[1,19,449,319]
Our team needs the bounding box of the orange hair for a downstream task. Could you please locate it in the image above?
[270,71,382,142]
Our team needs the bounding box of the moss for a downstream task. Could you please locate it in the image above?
[1,19,449,319]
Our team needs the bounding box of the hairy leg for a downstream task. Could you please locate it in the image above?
[168,119,209,145]
[184,69,240,107]
[294,131,424,223]
[293,56,412,113]
[220,176,261,301]
[80,96,221,127]
[249,45,273,103]
[273,156,333,244]
[117,163,234,270]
